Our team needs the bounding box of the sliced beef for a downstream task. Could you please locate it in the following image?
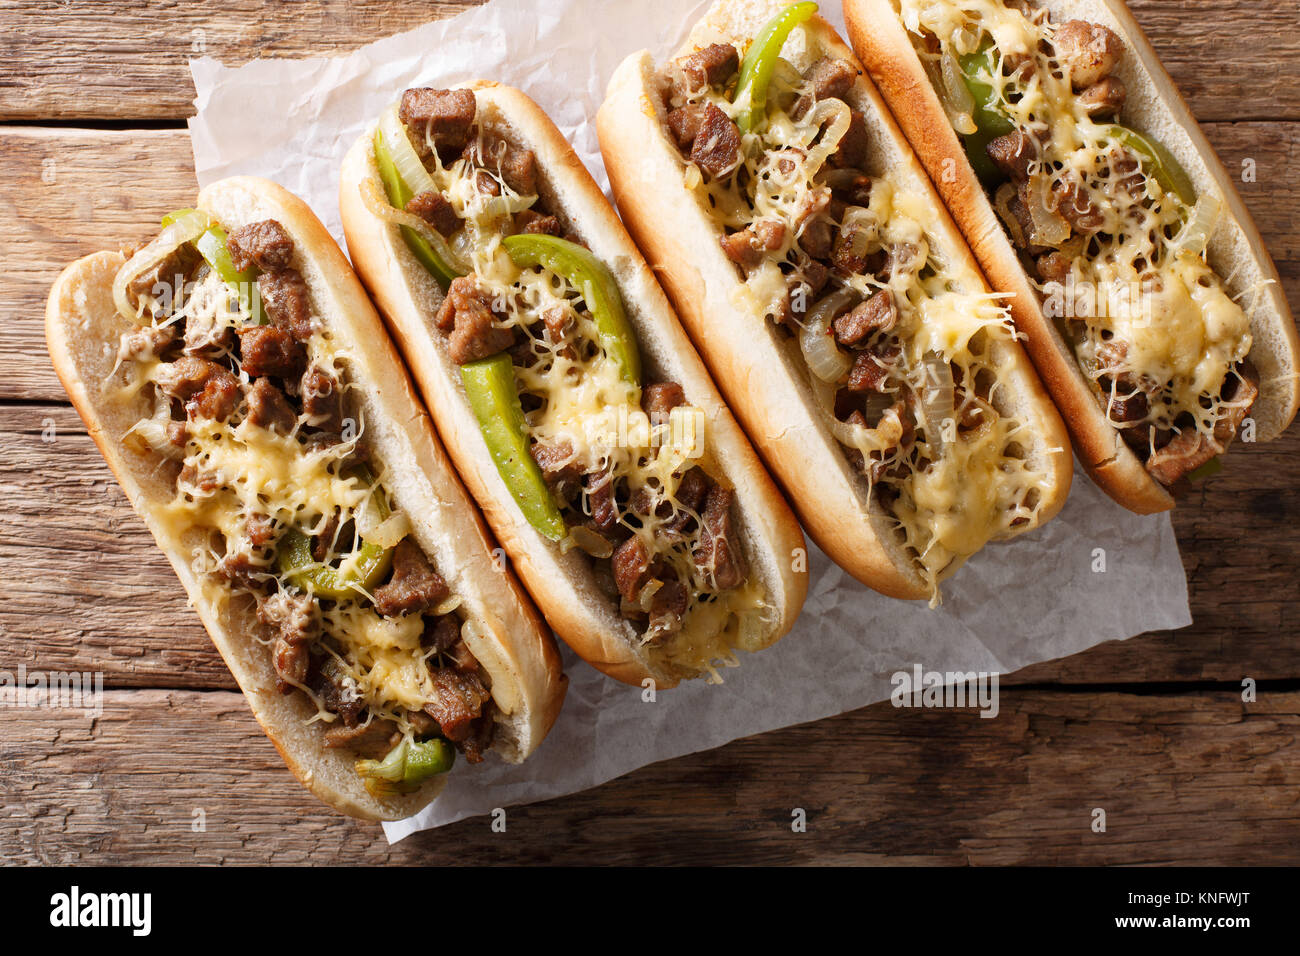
[246,512,278,549]
[226,219,294,273]
[257,590,320,646]
[690,103,742,179]
[799,217,834,261]
[678,42,740,89]
[238,325,306,380]
[459,709,495,764]
[985,129,1035,182]
[516,209,561,236]
[719,219,786,269]
[298,364,344,433]
[245,376,297,434]
[833,289,896,347]
[373,538,451,618]
[647,576,689,639]
[423,614,463,655]
[1144,368,1258,484]
[667,104,707,149]
[127,243,200,308]
[435,277,515,364]
[272,638,309,694]
[642,381,687,423]
[187,372,240,422]
[805,56,857,101]
[1050,177,1105,233]
[324,718,399,758]
[466,135,537,195]
[154,356,230,403]
[531,438,582,488]
[405,190,460,235]
[309,657,365,727]
[695,485,746,591]
[424,667,490,742]
[847,343,900,393]
[830,110,869,169]
[587,474,619,533]
[542,305,574,344]
[1079,75,1126,118]
[257,267,314,341]
[1035,249,1075,283]
[121,325,176,361]
[612,535,651,604]
[182,308,233,357]
[1052,20,1123,90]
[398,88,477,151]
[311,512,339,563]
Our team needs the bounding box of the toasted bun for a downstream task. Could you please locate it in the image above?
[340,83,807,686]
[45,176,566,820]
[597,0,1072,599]
[844,0,1300,514]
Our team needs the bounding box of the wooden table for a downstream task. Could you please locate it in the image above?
[2,0,1297,865]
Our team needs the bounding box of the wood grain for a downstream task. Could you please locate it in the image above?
[0,0,486,121]
[0,0,1295,122]
[4,0,1300,863]
[3,121,1296,404]
[1,687,1295,864]
[3,401,1297,688]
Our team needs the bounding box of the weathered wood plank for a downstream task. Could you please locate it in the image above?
[0,0,485,120]
[1,687,1295,864]
[3,400,1298,688]
[0,128,197,404]
[0,0,1294,122]
[4,121,1297,404]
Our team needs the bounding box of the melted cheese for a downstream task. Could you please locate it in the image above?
[674,25,1052,600]
[901,0,1253,447]
[418,121,770,670]
[119,234,456,734]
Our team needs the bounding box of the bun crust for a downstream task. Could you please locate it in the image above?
[843,0,1300,513]
[45,177,566,820]
[596,0,1072,597]
[340,83,807,686]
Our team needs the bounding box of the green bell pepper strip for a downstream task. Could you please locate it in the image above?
[460,352,568,542]
[163,208,265,324]
[276,469,394,600]
[1108,125,1197,207]
[356,738,455,795]
[502,234,642,386]
[373,128,462,292]
[732,1,819,134]
[957,42,1016,185]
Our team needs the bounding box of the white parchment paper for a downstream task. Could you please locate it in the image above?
[188,0,1191,842]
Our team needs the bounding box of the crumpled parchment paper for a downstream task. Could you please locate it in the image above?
[188,0,1191,842]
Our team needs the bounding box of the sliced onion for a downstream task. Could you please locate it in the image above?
[636,578,664,613]
[358,176,470,274]
[993,182,1027,247]
[804,99,851,170]
[122,395,185,460]
[112,210,211,324]
[1025,176,1070,248]
[432,594,463,617]
[359,509,411,549]
[939,49,978,136]
[918,350,956,453]
[565,524,613,560]
[378,103,438,196]
[1171,193,1221,257]
[799,288,857,383]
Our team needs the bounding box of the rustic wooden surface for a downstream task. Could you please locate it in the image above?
[1,0,1297,865]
